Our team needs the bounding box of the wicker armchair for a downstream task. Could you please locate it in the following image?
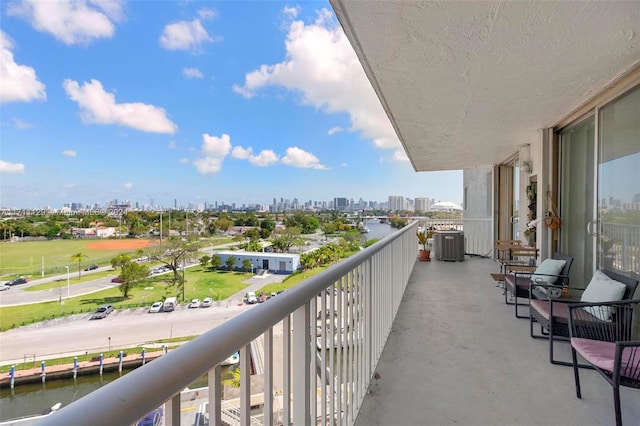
[568,299,640,426]
[503,251,568,318]
[529,269,638,366]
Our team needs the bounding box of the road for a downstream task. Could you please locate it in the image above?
[0,263,289,365]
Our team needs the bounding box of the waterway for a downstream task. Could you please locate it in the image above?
[362,221,395,241]
[0,222,396,421]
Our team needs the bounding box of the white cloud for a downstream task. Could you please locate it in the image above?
[194,133,231,175]
[233,8,399,150]
[0,160,25,174]
[183,67,204,79]
[202,133,231,157]
[64,183,76,188]
[179,158,189,163]
[62,150,77,157]
[393,149,410,162]
[231,145,252,160]
[232,146,279,166]
[198,8,217,20]
[12,117,35,129]
[123,182,133,189]
[194,156,224,175]
[0,31,46,104]
[62,79,177,134]
[160,18,214,52]
[328,126,343,136]
[281,147,327,170]
[6,0,124,45]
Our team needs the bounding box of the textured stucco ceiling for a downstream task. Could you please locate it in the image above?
[330,1,640,171]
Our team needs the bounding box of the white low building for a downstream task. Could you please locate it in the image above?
[214,251,300,274]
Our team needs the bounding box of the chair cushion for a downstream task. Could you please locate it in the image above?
[580,270,627,321]
[571,338,640,378]
[530,299,569,322]
[531,258,566,284]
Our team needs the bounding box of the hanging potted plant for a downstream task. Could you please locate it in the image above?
[545,191,561,230]
[417,229,434,261]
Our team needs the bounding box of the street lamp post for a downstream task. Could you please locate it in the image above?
[65,266,70,298]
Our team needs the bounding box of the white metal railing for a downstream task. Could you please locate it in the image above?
[37,222,419,426]
[602,222,640,274]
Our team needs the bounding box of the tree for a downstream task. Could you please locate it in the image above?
[111,253,132,270]
[70,252,88,279]
[226,255,236,271]
[148,237,199,301]
[210,255,222,270]
[118,261,150,298]
[242,258,252,273]
[199,255,211,269]
[271,226,301,253]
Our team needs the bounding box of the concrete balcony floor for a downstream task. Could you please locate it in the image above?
[355,257,640,426]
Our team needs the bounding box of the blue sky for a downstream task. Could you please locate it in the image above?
[0,0,462,209]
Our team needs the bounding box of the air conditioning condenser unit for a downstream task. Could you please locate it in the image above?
[434,231,465,262]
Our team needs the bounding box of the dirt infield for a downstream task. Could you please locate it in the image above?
[84,239,158,250]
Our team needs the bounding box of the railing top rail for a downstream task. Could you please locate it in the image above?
[38,221,418,426]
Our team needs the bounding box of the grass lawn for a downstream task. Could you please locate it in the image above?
[0,237,232,281]
[24,270,118,291]
[0,239,151,280]
[0,268,253,331]
[258,266,329,295]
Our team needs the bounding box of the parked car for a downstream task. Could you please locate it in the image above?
[91,305,114,320]
[201,297,213,308]
[136,407,163,426]
[111,277,123,283]
[6,277,28,286]
[0,285,10,291]
[245,291,258,304]
[148,301,163,313]
[258,292,267,303]
[188,299,201,309]
[84,264,98,271]
[99,304,114,314]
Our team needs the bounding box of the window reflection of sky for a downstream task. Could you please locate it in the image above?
[599,152,640,204]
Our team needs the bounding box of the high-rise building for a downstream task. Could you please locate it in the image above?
[388,195,405,212]
[415,197,430,212]
[333,197,348,211]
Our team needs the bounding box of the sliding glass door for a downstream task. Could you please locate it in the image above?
[559,85,640,287]
[559,117,596,287]
[598,87,640,277]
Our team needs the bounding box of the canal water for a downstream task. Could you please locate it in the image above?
[0,222,396,422]
[0,368,213,422]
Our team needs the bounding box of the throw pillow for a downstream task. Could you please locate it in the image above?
[530,258,567,284]
[580,270,627,321]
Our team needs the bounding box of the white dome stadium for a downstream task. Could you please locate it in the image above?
[430,201,463,212]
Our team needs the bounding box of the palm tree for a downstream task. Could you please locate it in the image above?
[70,252,88,279]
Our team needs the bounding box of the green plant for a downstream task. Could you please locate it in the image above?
[416,230,434,251]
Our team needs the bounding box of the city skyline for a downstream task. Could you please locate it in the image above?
[0,1,462,209]
[5,193,458,213]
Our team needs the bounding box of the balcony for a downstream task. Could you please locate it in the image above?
[37,223,639,426]
[355,256,640,426]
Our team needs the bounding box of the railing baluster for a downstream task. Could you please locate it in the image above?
[293,302,311,425]
[264,327,273,426]
[165,393,180,426]
[209,365,221,425]
[240,343,251,426]
[283,314,291,426]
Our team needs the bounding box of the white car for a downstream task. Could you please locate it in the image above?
[188,299,201,309]
[245,291,258,304]
[148,301,163,313]
[0,285,10,291]
[201,297,213,308]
